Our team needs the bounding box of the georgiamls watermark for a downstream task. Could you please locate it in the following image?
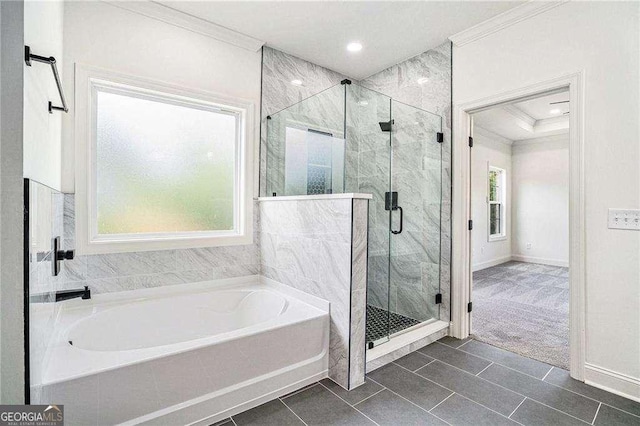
[0,405,63,426]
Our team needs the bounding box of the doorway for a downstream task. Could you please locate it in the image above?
[451,72,586,380]
[469,90,570,368]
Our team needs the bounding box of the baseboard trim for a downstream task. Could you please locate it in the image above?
[584,363,640,403]
[511,255,569,268]
[472,256,512,271]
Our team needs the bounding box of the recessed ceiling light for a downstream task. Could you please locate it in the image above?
[417,77,429,85]
[347,42,363,52]
[290,79,303,86]
[549,108,561,114]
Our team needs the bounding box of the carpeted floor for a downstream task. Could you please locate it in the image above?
[472,261,570,369]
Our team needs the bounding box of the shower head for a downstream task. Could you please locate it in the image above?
[379,119,394,132]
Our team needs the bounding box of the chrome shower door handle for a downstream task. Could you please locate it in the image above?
[391,206,403,234]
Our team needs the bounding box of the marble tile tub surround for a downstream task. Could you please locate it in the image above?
[259,195,370,390]
[360,41,453,322]
[58,195,261,294]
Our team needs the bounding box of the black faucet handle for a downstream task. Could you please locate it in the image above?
[57,249,75,260]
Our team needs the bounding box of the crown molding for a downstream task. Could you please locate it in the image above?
[102,1,265,52]
[474,125,514,146]
[502,105,535,127]
[512,132,569,146]
[449,1,568,47]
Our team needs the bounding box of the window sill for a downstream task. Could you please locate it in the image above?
[488,235,507,242]
[77,232,253,255]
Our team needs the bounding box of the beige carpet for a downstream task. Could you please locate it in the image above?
[472,261,570,369]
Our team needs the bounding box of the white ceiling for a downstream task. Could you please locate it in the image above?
[473,91,570,141]
[158,1,524,79]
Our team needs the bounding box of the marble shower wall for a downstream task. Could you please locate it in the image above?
[360,41,452,322]
[59,195,260,294]
[26,180,65,399]
[266,84,346,197]
[259,197,369,390]
[260,47,351,197]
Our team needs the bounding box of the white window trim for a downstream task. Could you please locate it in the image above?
[74,64,255,254]
[487,164,507,242]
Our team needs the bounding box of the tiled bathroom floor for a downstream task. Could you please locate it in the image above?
[214,337,640,426]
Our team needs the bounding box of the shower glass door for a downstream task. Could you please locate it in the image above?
[346,84,393,347]
[389,100,442,328]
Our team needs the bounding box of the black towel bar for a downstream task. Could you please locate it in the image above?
[24,45,68,114]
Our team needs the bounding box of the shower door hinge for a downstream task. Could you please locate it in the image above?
[468,302,473,313]
[341,79,352,85]
[435,293,442,304]
[468,220,473,230]
[437,132,443,143]
[468,136,474,147]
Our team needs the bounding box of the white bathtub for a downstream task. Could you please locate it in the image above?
[33,276,329,425]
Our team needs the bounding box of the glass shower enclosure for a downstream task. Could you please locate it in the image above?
[265,81,443,347]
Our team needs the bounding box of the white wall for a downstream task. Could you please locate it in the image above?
[512,136,569,266]
[61,1,262,192]
[454,1,640,395]
[23,0,64,190]
[472,129,512,270]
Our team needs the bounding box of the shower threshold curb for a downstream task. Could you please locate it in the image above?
[366,320,449,373]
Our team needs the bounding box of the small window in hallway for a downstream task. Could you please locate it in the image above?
[488,166,506,240]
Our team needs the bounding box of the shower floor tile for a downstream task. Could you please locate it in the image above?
[366,304,420,343]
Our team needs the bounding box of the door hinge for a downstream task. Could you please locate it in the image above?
[437,132,443,143]
[468,220,473,230]
[435,293,442,304]
[468,302,473,313]
[468,136,474,147]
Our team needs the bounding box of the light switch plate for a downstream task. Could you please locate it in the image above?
[608,209,640,230]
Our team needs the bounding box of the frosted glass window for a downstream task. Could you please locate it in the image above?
[95,89,238,236]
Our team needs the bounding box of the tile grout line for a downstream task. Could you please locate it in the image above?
[280,383,320,400]
[456,339,473,349]
[598,402,640,420]
[541,366,554,381]
[409,358,594,425]
[278,397,309,426]
[365,376,453,426]
[391,357,436,373]
[508,397,527,418]
[317,382,381,426]
[352,387,387,407]
[454,340,554,375]
[591,402,602,425]
[434,340,630,411]
[391,362,524,425]
[427,392,455,413]
[476,362,494,376]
